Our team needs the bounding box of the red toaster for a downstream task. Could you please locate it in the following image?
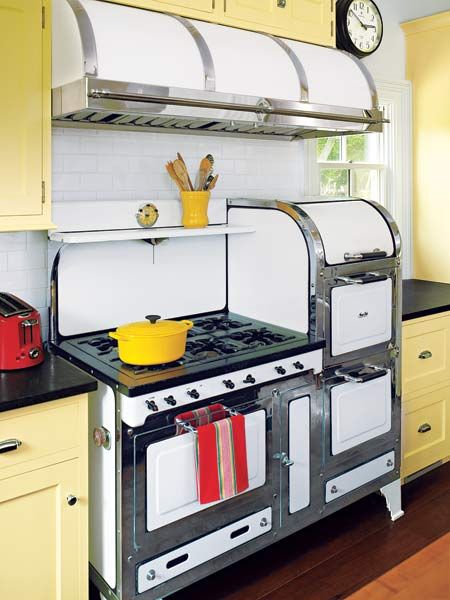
[0,292,44,370]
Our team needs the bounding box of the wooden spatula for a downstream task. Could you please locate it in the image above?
[173,159,193,192]
[165,162,185,192]
[177,153,194,191]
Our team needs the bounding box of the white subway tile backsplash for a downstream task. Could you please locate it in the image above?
[0,126,303,343]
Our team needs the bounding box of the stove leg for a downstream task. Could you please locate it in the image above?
[380,478,404,521]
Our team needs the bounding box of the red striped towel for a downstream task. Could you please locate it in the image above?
[196,414,249,504]
[175,403,227,435]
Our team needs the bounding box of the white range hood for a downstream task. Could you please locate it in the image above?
[52,0,385,140]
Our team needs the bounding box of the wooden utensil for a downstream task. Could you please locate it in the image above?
[196,155,213,191]
[173,159,193,192]
[207,174,219,190]
[177,153,194,191]
[165,162,185,192]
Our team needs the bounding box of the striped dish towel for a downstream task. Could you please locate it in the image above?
[175,403,227,435]
[196,415,249,504]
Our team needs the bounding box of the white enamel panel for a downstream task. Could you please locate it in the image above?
[120,349,323,427]
[52,198,227,233]
[59,0,205,90]
[289,396,310,514]
[228,208,309,334]
[193,20,298,101]
[89,383,116,588]
[285,40,373,109]
[146,410,266,531]
[138,507,272,593]
[300,201,394,265]
[331,371,392,455]
[56,236,226,336]
[331,279,393,356]
[326,452,395,502]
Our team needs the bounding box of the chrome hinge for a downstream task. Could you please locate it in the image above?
[41,181,46,204]
[42,6,46,29]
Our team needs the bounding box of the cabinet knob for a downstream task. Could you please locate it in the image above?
[0,439,22,454]
[67,495,78,506]
[277,0,287,7]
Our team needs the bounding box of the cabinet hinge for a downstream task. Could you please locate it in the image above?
[331,20,334,37]
[331,0,334,13]
[42,6,46,29]
[41,181,46,204]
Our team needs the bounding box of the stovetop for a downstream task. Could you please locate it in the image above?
[53,312,324,396]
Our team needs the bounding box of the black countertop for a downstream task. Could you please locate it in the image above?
[403,279,450,321]
[0,351,97,413]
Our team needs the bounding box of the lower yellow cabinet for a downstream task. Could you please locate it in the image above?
[402,383,450,478]
[0,395,88,600]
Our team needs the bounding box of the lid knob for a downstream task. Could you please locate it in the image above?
[145,315,161,325]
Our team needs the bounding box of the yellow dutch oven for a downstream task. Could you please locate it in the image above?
[109,314,193,365]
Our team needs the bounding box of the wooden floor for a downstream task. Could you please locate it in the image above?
[172,463,450,600]
[349,532,450,599]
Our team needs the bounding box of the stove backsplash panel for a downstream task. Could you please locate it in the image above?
[0,127,304,340]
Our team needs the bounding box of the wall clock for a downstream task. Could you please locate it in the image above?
[336,0,383,58]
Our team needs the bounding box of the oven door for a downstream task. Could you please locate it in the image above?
[128,389,274,560]
[326,271,395,362]
[324,361,394,463]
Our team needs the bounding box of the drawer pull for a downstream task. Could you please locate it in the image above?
[0,439,22,454]
[418,423,432,434]
[419,350,432,360]
[358,312,369,318]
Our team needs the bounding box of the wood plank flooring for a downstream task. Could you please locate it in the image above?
[348,532,450,599]
[171,463,450,600]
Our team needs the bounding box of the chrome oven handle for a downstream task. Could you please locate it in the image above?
[0,439,22,454]
[344,251,388,261]
[335,276,364,285]
[335,367,388,384]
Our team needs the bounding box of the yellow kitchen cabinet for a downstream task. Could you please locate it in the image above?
[402,311,450,396]
[0,395,88,599]
[403,13,450,283]
[402,383,450,479]
[0,0,53,231]
[111,0,335,46]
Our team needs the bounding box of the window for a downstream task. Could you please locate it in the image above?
[317,133,383,202]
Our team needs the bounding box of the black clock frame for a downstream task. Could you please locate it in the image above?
[336,0,383,59]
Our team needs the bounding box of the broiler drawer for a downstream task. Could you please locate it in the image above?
[137,507,272,593]
[403,312,450,395]
[402,384,450,478]
[0,399,80,476]
[325,451,395,502]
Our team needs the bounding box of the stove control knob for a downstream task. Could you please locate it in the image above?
[293,361,304,371]
[243,374,256,385]
[187,389,200,399]
[164,395,177,406]
[275,366,286,375]
[223,380,235,390]
[146,400,159,412]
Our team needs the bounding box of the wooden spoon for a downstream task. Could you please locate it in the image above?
[165,162,185,192]
[173,159,193,192]
[177,153,194,191]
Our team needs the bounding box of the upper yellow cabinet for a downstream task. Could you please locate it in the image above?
[0,0,53,232]
[112,0,335,46]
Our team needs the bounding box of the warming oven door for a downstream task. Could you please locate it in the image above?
[323,359,396,467]
[126,388,275,571]
[325,270,396,364]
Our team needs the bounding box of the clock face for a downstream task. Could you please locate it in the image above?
[345,0,383,56]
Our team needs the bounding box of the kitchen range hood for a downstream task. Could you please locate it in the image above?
[52,0,386,140]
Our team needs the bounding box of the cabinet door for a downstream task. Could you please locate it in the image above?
[0,459,86,600]
[281,0,334,46]
[224,0,280,28]
[113,0,215,16]
[0,0,45,218]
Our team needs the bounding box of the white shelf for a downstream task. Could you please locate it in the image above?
[48,225,255,244]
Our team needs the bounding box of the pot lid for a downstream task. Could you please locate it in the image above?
[115,315,193,338]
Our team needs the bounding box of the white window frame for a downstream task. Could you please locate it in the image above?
[303,79,413,278]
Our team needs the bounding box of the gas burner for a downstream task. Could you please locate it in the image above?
[229,327,294,347]
[186,337,239,357]
[193,317,251,333]
[121,359,185,375]
[79,336,116,355]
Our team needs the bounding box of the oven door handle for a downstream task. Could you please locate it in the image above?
[335,367,388,384]
[344,251,388,261]
[335,273,388,286]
